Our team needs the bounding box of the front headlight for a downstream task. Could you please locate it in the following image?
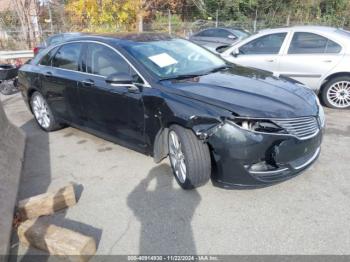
[229,118,286,134]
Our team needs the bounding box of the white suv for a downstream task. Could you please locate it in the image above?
[221,26,350,109]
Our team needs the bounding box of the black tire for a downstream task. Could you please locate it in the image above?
[168,125,211,189]
[321,76,350,109]
[30,91,64,131]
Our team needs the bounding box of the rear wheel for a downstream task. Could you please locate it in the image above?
[321,76,350,109]
[30,91,63,131]
[168,125,211,189]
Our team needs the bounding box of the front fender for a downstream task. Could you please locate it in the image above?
[149,91,231,163]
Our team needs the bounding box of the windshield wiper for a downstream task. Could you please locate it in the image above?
[159,65,232,81]
[206,65,232,74]
[160,74,204,81]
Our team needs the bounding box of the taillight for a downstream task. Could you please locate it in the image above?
[33,47,39,55]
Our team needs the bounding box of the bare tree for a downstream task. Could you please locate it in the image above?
[13,0,40,48]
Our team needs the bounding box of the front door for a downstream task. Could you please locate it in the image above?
[78,42,145,148]
[222,32,288,73]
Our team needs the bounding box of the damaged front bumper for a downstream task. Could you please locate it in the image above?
[207,121,323,188]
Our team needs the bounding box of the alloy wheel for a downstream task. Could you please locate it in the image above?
[327,81,350,108]
[32,94,51,129]
[169,130,187,183]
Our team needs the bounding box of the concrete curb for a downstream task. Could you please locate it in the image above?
[0,100,26,259]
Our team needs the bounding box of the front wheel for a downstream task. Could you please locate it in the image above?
[168,125,211,189]
[321,77,350,109]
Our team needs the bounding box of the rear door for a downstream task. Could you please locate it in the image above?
[223,32,288,72]
[277,32,344,90]
[78,42,145,147]
[40,42,85,124]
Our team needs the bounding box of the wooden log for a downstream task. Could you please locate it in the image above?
[18,219,96,261]
[17,184,77,220]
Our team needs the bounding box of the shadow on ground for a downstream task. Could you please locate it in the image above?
[127,164,201,254]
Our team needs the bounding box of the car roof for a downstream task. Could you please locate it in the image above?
[64,32,174,44]
[48,32,83,38]
[259,25,338,34]
[199,27,246,32]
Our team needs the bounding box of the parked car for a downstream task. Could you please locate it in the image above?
[221,26,350,109]
[190,27,250,53]
[33,32,84,55]
[18,33,324,189]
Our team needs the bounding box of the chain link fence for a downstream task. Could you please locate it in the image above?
[1,13,349,51]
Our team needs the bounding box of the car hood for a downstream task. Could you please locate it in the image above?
[160,66,318,118]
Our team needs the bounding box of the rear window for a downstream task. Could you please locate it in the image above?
[47,35,63,46]
[336,29,350,38]
[39,47,59,66]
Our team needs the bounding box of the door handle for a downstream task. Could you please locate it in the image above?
[44,71,52,78]
[323,60,333,63]
[82,79,95,87]
[265,59,275,62]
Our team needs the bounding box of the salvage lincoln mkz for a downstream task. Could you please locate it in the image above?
[18,34,325,189]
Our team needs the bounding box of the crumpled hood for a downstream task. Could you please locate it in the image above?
[161,66,319,118]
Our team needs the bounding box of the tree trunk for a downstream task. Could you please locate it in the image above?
[18,219,96,259]
[17,184,77,220]
[138,13,143,33]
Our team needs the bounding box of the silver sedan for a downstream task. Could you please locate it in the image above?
[221,26,350,109]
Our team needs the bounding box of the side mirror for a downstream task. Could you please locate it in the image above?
[227,34,236,40]
[232,48,240,57]
[106,72,133,85]
[105,72,139,92]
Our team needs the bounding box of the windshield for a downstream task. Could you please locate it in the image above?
[122,38,226,79]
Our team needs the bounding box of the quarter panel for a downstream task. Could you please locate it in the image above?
[18,64,42,108]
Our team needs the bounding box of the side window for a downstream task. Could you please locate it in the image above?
[39,47,59,66]
[288,32,341,54]
[52,43,82,71]
[239,33,287,55]
[325,39,342,53]
[214,29,231,38]
[85,43,131,78]
[198,29,216,37]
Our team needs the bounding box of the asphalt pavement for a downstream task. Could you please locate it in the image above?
[1,93,349,256]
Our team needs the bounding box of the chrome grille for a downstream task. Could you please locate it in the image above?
[273,116,319,140]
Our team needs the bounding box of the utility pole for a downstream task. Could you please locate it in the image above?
[168,9,172,35]
[215,9,218,27]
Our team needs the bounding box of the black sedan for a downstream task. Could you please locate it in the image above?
[18,33,325,189]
